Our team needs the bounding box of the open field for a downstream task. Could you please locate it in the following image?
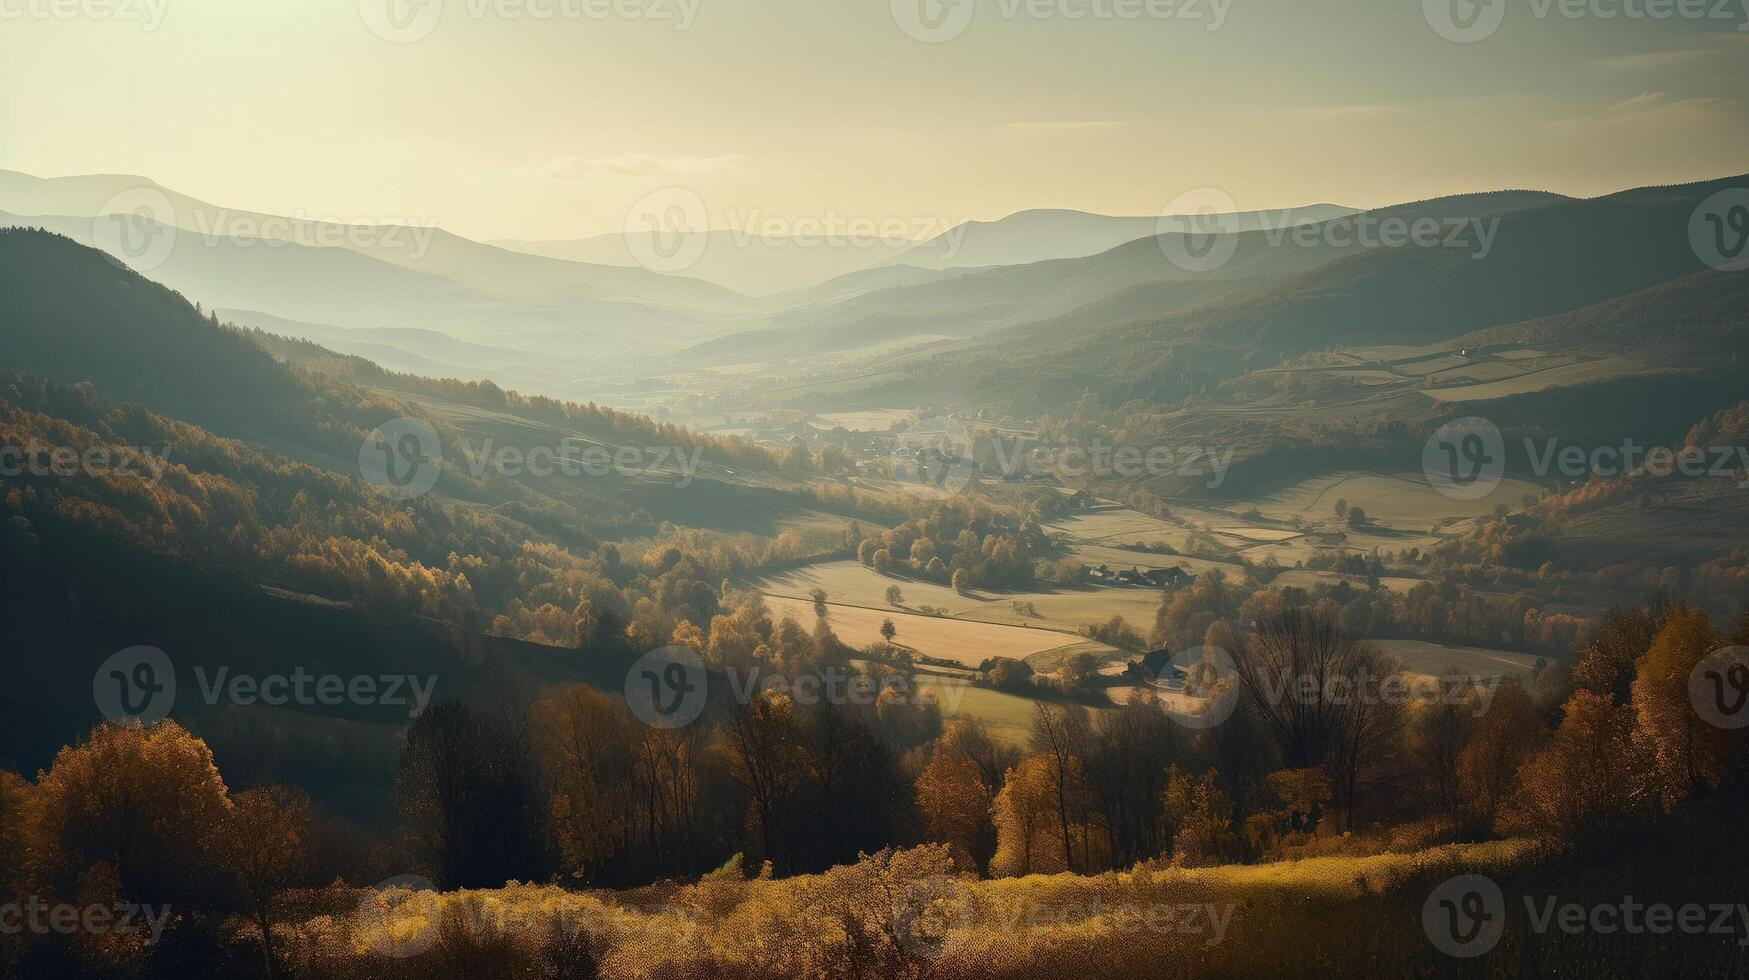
[755,560,975,613]
[1421,355,1658,402]
[1044,508,1185,543]
[1211,525,1302,541]
[1371,638,1543,682]
[1070,544,1244,578]
[955,588,1164,634]
[814,408,912,431]
[910,675,1071,745]
[753,560,1166,640]
[762,595,1116,667]
[1246,471,1541,527]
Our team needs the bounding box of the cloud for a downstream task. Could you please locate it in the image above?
[1593,34,1749,72]
[544,153,744,179]
[1605,92,1666,115]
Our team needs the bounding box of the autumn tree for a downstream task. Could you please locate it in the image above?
[720,691,814,874]
[990,754,1066,876]
[1162,765,1237,866]
[1632,607,1725,810]
[914,724,1001,875]
[397,702,543,888]
[1571,598,1683,704]
[537,686,637,879]
[1505,691,1654,851]
[28,721,232,911]
[1408,674,1479,816]
[224,786,314,980]
[1456,682,1543,832]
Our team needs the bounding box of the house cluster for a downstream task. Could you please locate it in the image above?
[1086,564,1194,589]
[1122,648,1179,685]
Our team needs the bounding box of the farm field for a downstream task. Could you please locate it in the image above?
[909,675,1090,746]
[1370,638,1543,683]
[1044,508,1185,543]
[1246,472,1541,527]
[754,559,1167,640]
[1421,355,1657,402]
[1069,544,1243,579]
[762,595,1116,668]
[755,560,976,613]
[813,408,912,431]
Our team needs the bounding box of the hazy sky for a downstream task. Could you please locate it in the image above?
[2,0,1746,241]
